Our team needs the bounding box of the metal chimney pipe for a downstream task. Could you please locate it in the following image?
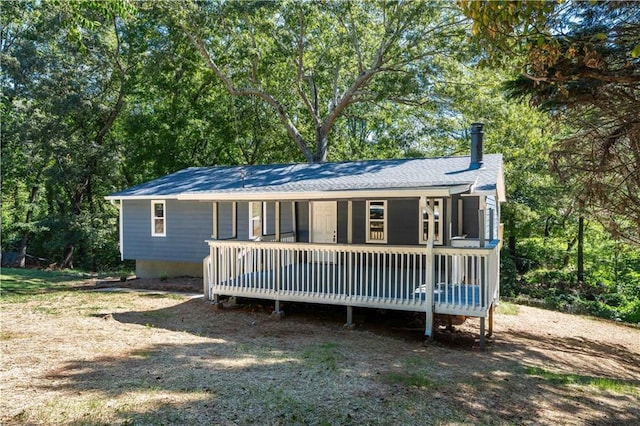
[470,122,484,169]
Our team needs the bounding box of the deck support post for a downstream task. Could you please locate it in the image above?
[344,305,356,330]
[344,305,356,329]
[212,294,224,310]
[487,304,494,337]
[271,300,284,319]
[479,317,486,351]
[425,292,434,339]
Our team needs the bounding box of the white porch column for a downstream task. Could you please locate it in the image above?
[275,201,281,242]
[347,201,353,244]
[291,201,297,239]
[212,202,219,240]
[478,210,485,248]
[346,200,354,327]
[424,197,435,338]
[479,195,486,247]
[446,197,452,245]
[232,201,237,239]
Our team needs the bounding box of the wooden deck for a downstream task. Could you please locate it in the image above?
[204,240,500,335]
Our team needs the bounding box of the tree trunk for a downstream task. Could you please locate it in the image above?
[61,243,74,269]
[563,235,578,267]
[12,168,44,268]
[13,235,29,268]
[314,129,328,162]
[577,215,585,283]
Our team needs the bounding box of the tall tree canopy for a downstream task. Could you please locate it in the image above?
[168,0,467,162]
[1,1,129,268]
[460,0,640,245]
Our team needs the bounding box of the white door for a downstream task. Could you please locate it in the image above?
[310,202,337,263]
[311,201,337,244]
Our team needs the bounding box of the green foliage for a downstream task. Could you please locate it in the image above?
[2,1,637,327]
[499,250,519,297]
[302,342,341,371]
[496,301,519,316]
[524,366,639,395]
[504,221,640,324]
[463,0,640,245]
[173,0,469,162]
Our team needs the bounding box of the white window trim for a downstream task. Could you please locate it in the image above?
[420,198,443,245]
[366,200,387,243]
[151,200,166,237]
[249,201,262,240]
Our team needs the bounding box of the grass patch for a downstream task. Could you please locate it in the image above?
[381,356,436,389]
[0,268,95,301]
[33,305,61,315]
[130,349,160,359]
[497,301,520,315]
[0,330,29,340]
[264,386,320,424]
[525,366,639,395]
[383,371,434,388]
[302,342,341,371]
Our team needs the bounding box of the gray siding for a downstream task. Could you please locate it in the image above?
[388,199,419,246]
[451,194,461,237]
[237,201,250,240]
[216,201,294,241]
[296,201,309,242]
[217,202,234,239]
[486,195,498,240]
[337,201,348,244]
[281,202,294,234]
[122,199,212,263]
[352,201,366,244]
[462,197,480,238]
[264,202,275,235]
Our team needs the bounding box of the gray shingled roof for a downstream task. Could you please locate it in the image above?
[107,154,503,199]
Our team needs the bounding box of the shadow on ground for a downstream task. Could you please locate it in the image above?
[35,295,639,425]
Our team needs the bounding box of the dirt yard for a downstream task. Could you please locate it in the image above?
[1,277,638,425]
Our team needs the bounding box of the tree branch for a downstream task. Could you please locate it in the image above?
[294,10,320,127]
[182,28,314,162]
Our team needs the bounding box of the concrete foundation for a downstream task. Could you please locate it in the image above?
[135,259,203,279]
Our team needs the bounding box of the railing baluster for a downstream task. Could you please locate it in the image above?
[205,240,499,317]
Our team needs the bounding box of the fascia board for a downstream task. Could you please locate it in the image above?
[176,185,471,201]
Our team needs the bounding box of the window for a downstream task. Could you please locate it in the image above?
[420,198,442,245]
[366,200,387,243]
[249,202,262,240]
[151,200,166,237]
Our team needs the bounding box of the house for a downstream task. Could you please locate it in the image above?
[106,123,505,343]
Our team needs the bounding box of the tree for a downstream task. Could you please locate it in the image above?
[166,0,467,162]
[460,0,640,245]
[118,6,303,186]
[1,1,129,269]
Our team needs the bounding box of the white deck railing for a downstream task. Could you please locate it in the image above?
[204,240,500,317]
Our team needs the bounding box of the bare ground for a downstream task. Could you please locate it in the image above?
[1,277,638,425]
